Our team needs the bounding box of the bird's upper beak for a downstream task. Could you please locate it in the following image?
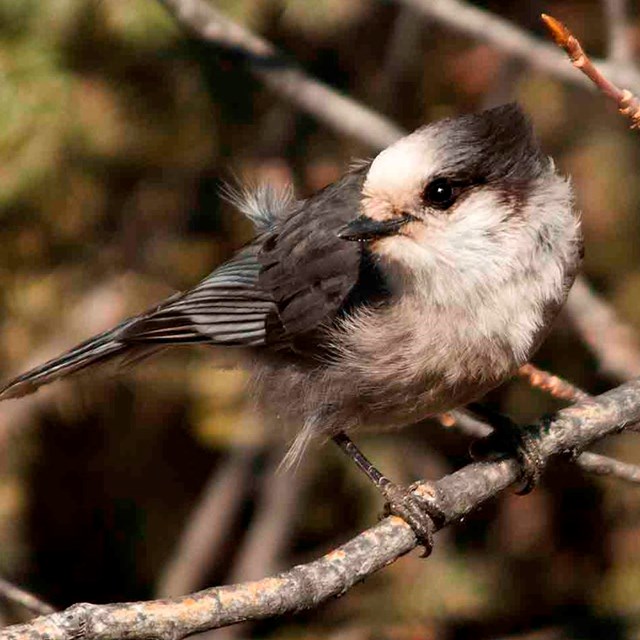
[338,214,414,242]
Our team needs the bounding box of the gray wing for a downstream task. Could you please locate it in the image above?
[258,163,381,355]
[121,244,274,347]
[0,245,276,399]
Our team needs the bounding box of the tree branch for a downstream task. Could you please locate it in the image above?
[4,379,640,640]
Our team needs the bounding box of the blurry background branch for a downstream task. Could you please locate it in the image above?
[206,450,310,640]
[157,0,404,149]
[566,276,640,380]
[155,447,260,599]
[155,443,308,640]
[4,379,640,639]
[604,0,633,66]
[575,451,640,483]
[395,0,640,91]
[0,578,54,618]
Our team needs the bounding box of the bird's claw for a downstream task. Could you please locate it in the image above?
[470,425,544,494]
[381,482,442,557]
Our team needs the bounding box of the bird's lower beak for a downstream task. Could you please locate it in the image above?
[338,214,414,242]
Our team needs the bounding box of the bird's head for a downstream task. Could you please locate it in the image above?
[340,104,574,294]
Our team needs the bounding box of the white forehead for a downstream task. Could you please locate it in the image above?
[364,128,442,198]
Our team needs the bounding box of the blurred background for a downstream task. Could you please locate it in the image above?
[1,0,640,638]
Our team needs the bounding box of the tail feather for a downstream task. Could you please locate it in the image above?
[0,245,271,400]
[0,318,139,400]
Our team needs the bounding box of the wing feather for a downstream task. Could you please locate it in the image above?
[121,244,276,346]
[257,163,383,354]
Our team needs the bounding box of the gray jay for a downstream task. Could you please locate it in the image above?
[0,104,582,550]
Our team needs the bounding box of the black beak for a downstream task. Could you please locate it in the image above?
[338,214,414,242]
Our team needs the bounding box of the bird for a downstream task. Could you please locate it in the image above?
[0,103,582,551]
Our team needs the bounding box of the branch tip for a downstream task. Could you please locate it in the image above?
[438,412,456,427]
[540,14,570,49]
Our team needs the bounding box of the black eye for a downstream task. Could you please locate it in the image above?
[422,178,457,210]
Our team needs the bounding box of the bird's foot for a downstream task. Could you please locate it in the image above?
[331,431,443,556]
[381,481,444,557]
[468,404,545,495]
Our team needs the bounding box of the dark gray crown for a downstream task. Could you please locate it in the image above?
[430,103,548,185]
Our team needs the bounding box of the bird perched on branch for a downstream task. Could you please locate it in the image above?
[0,104,582,552]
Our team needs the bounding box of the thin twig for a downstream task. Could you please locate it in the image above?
[575,451,640,482]
[0,578,55,617]
[542,13,640,128]
[4,379,640,639]
[517,363,590,403]
[439,410,492,438]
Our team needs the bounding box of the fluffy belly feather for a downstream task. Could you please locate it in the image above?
[253,295,550,438]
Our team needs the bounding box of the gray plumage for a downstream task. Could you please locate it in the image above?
[0,104,583,466]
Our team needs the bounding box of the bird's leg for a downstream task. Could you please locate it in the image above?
[467,403,544,494]
[331,431,443,556]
